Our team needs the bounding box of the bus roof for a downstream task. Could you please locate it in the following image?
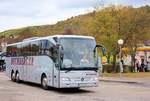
[7,35,95,46]
[51,35,95,39]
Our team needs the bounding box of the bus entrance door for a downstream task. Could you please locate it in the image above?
[53,66,59,88]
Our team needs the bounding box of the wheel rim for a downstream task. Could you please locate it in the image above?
[42,77,48,88]
[16,73,19,82]
[12,72,15,81]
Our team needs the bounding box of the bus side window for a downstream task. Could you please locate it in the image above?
[44,40,59,63]
[22,42,30,56]
[51,46,59,63]
[39,40,45,55]
[39,40,53,56]
[6,46,12,57]
[11,45,17,57]
[17,44,22,56]
[46,41,53,56]
[31,41,39,56]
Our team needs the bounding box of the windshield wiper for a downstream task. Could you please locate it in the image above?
[73,67,97,69]
[63,67,97,71]
[65,69,71,73]
[61,67,98,73]
[64,67,75,73]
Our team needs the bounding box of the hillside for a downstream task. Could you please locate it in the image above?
[0,12,95,43]
[0,5,150,44]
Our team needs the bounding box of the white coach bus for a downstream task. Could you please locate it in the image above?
[6,35,106,89]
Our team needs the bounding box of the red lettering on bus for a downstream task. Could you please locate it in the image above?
[11,57,34,65]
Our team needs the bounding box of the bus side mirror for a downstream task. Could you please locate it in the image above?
[56,44,64,68]
[58,45,64,61]
[95,45,106,56]
[102,47,106,56]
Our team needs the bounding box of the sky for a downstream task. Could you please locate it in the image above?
[0,0,150,32]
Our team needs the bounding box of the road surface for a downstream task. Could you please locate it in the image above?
[0,72,150,101]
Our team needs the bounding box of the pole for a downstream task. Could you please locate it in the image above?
[120,45,122,80]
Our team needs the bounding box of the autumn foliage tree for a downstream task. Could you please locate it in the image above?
[87,5,123,72]
[119,7,150,66]
[87,5,150,72]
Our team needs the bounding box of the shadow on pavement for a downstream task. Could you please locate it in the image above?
[50,88,94,94]
[130,82,150,88]
[9,80,94,94]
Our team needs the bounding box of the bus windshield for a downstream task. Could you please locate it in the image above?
[60,38,97,70]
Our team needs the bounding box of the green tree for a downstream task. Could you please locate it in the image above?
[87,5,122,72]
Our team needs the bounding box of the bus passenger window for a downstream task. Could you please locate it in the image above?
[11,45,17,57]
[51,47,58,63]
[6,46,12,57]
[31,41,39,56]
[12,49,17,56]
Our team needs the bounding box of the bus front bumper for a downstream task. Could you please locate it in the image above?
[59,81,99,88]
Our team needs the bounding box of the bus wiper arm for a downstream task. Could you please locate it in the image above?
[65,67,76,73]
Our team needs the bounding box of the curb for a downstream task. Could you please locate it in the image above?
[99,78,138,84]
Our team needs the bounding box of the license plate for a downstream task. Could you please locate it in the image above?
[78,83,80,87]
[78,83,86,87]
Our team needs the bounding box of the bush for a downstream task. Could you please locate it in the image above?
[123,65,129,73]
[128,66,135,72]
[103,64,112,73]
[102,64,132,73]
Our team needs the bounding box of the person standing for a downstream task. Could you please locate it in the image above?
[144,62,148,72]
[141,59,145,72]
[136,60,140,72]
[138,60,142,72]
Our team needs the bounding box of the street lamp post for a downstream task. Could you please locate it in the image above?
[118,39,124,80]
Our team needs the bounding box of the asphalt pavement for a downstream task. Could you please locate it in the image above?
[99,77,150,88]
[0,72,150,101]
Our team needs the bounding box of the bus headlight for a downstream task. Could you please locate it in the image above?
[94,77,99,80]
[61,77,70,81]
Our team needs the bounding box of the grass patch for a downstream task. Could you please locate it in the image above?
[102,72,150,78]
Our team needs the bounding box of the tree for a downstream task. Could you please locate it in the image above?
[87,5,150,72]
[87,5,122,72]
[119,7,150,66]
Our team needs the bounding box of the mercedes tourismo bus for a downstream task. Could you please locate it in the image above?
[6,35,106,89]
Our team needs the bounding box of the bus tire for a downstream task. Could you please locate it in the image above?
[11,71,15,82]
[16,72,20,83]
[41,75,48,90]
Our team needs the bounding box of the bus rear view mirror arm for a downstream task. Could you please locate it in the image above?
[94,45,106,56]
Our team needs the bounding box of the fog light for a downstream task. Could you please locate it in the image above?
[94,77,99,80]
[61,77,70,81]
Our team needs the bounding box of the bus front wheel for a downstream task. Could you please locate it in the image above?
[41,76,48,90]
